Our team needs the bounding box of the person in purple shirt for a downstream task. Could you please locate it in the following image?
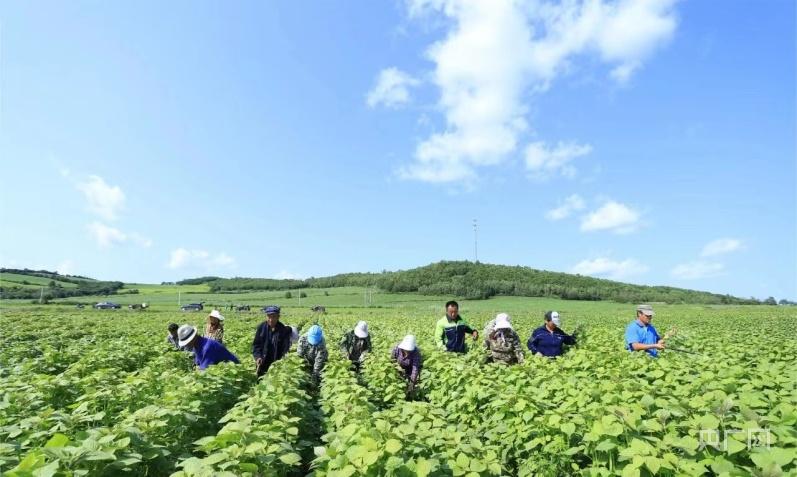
[178,324,240,370]
[391,335,422,398]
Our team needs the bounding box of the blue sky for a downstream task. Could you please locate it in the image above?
[1,0,795,300]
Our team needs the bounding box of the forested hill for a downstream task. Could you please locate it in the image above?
[189,261,758,305]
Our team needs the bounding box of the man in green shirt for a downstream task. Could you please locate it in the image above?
[434,300,478,353]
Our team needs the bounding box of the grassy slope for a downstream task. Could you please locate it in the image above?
[0,272,79,288]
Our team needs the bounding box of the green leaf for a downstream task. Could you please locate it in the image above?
[416,458,434,477]
[455,453,470,470]
[279,453,302,466]
[384,439,402,454]
[644,456,661,474]
[44,434,69,448]
[621,464,640,477]
[561,422,576,436]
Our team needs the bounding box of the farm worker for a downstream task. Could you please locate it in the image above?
[297,325,329,384]
[527,311,577,358]
[625,304,665,357]
[166,323,186,350]
[483,312,514,337]
[391,335,422,394]
[204,310,225,343]
[340,321,372,369]
[178,324,240,370]
[435,300,479,353]
[484,313,525,364]
[252,305,293,377]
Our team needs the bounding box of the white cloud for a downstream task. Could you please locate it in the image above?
[86,222,151,249]
[701,238,743,257]
[366,68,420,108]
[545,194,585,220]
[87,222,127,248]
[571,257,648,280]
[671,261,724,280]
[274,270,302,280]
[580,200,641,233]
[395,0,678,183]
[77,175,125,220]
[525,141,592,179]
[55,259,75,276]
[167,248,236,270]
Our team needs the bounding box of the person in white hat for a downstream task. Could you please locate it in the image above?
[527,311,577,358]
[391,335,422,397]
[339,321,372,370]
[484,313,525,364]
[204,309,225,343]
[177,324,239,370]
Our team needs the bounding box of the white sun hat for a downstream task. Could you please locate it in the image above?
[177,324,198,347]
[290,326,299,344]
[354,321,369,338]
[494,313,512,330]
[398,335,416,351]
[208,310,225,321]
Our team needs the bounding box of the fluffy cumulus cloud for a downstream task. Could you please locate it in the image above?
[701,238,743,257]
[274,270,302,280]
[580,200,640,233]
[545,194,586,220]
[526,141,593,179]
[87,222,128,248]
[55,259,76,276]
[671,261,724,280]
[167,248,235,270]
[77,175,125,220]
[367,68,421,108]
[571,257,648,280]
[390,0,677,183]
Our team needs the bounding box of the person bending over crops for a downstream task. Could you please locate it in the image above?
[340,321,372,370]
[252,305,293,377]
[484,313,525,364]
[391,335,422,396]
[435,300,478,353]
[177,324,240,370]
[625,304,665,357]
[167,323,187,350]
[204,309,225,343]
[527,311,576,358]
[297,325,328,385]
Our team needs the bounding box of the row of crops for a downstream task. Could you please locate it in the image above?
[1,305,795,476]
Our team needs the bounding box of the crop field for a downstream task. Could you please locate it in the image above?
[1,300,795,476]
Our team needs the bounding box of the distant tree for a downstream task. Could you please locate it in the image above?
[324,290,329,296]
[284,291,293,299]
[299,291,307,298]
[764,296,777,305]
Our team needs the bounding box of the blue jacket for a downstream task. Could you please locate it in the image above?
[527,325,576,357]
[624,320,660,357]
[193,336,239,370]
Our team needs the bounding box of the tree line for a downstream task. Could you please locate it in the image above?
[195,261,766,305]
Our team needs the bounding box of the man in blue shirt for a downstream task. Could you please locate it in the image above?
[624,304,665,357]
[528,311,576,358]
[178,324,240,370]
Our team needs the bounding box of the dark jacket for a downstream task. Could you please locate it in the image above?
[252,321,292,375]
[527,325,576,358]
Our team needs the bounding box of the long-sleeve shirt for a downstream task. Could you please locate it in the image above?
[434,315,475,353]
[391,346,422,383]
[484,329,525,364]
[296,336,328,378]
[204,324,224,343]
[252,321,293,375]
[527,325,576,358]
[339,331,372,363]
[193,336,240,370]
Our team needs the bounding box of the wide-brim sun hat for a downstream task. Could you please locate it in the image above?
[398,335,416,351]
[550,311,560,327]
[177,325,198,347]
[494,313,512,330]
[354,320,369,338]
[209,310,224,321]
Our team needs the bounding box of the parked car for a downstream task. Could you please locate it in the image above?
[181,303,204,312]
[94,302,121,309]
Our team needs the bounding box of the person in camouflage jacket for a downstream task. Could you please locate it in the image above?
[297,325,328,384]
[484,313,524,365]
[340,321,372,370]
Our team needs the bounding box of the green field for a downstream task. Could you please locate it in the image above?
[1,288,795,476]
[0,272,80,289]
